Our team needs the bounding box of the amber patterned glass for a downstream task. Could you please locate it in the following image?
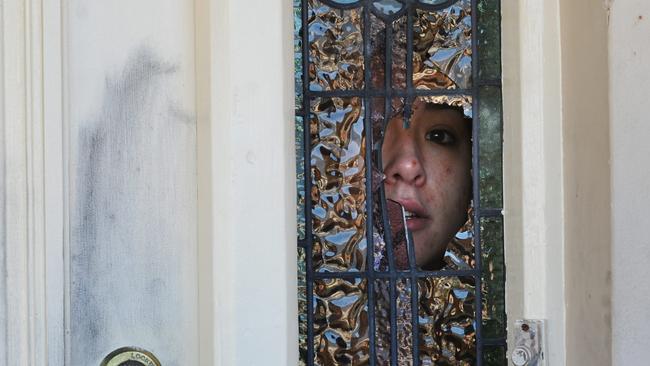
[309,0,365,91]
[314,277,369,365]
[310,97,367,273]
[413,0,472,90]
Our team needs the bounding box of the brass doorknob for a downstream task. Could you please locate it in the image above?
[100,347,161,366]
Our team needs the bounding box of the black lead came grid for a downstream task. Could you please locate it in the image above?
[296,0,505,365]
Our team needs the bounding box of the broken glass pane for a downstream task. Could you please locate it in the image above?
[311,97,367,272]
[313,277,369,365]
[309,0,364,91]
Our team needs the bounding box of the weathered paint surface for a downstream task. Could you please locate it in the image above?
[67,1,197,365]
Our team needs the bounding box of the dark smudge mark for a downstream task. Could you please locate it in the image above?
[70,45,194,364]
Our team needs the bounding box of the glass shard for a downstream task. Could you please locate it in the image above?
[418,276,477,365]
[478,86,503,208]
[372,0,403,16]
[483,345,507,366]
[309,0,364,91]
[480,216,506,339]
[373,97,414,272]
[310,97,367,272]
[478,0,501,80]
[314,277,369,365]
[413,0,473,90]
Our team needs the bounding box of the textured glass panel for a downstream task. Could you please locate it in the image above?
[478,86,503,208]
[298,247,308,366]
[483,345,507,366]
[314,278,369,365]
[372,0,403,16]
[477,0,501,80]
[444,207,475,270]
[311,97,367,272]
[297,115,306,240]
[480,216,506,338]
[413,0,472,90]
[309,0,364,91]
[418,276,476,365]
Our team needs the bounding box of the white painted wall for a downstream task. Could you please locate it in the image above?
[610,2,650,365]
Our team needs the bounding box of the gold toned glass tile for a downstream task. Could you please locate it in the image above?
[314,278,369,365]
[413,0,472,90]
[309,0,364,91]
[480,216,506,339]
[418,276,477,365]
[311,97,367,272]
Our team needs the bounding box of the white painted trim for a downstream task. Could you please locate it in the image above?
[502,0,566,364]
[207,0,297,365]
[1,0,53,364]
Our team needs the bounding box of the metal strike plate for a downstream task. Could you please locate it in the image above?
[511,319,545,366]
[100,347,161,366]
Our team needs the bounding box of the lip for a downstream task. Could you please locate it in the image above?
[390,198,430,231]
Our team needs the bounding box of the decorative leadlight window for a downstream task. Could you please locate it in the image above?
[295,0,505,364]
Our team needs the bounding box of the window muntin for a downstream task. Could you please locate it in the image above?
[296,0,505,364]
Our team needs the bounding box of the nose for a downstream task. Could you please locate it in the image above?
[382,127,426,187]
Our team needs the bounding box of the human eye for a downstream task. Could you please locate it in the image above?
[425,128,457,145]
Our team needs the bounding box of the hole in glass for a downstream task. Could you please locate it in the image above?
[380,98,472,271]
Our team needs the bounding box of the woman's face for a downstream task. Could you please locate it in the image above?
[381,101,472,269]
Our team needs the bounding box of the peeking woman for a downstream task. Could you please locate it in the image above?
[381,99,472,271]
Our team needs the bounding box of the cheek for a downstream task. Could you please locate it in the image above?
[425,159,471,213]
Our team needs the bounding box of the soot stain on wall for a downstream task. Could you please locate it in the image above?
[71,45,195,365]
